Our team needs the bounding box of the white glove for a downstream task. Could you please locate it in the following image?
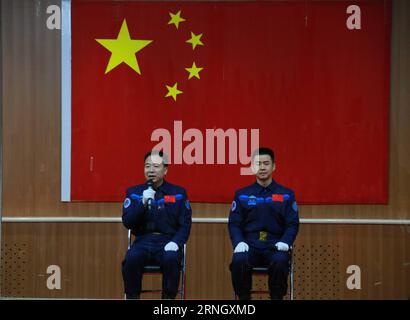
[142,188,156,205]
[275,241,289,252]
[234,242,249,253]
[164,241,179,252]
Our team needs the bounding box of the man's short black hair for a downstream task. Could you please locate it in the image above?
[252,147,275,163]
[144,150,169,167]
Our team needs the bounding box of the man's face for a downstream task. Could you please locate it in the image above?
[252,154,275,181]
[144,155,168,183]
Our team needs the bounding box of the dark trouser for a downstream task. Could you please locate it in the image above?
[122,234,182,298]
[230,246,290,299]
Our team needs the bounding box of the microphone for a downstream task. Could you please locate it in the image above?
[147,179,154,210]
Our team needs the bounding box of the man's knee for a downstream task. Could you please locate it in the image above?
[230,252,249,270]
[124,247,146,267]
[268,252,290,272]
[162,251,181,267]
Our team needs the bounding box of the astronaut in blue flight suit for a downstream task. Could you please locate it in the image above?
[121,150,192,299]
[228,147,299,300]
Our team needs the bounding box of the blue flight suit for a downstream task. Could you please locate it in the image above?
[228,180,299,299]
[121,180,192,298]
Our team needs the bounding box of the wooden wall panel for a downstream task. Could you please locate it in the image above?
[185,223,233,299]
[0,222,127,298]
[1,222,409,299]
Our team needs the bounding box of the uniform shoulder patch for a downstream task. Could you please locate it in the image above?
[185,199,191,210]
[292,201,298,212]
[123,198,131,209]
[231,200,237,211]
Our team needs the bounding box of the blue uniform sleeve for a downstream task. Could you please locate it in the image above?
[171,190,192,248]
[228,192,246,249]
[279,192,299,246]
[121,189,147,230]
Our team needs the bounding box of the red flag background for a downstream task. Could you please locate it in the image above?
[70,0,390,204]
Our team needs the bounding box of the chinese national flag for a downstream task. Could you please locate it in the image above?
[70,0,390,204]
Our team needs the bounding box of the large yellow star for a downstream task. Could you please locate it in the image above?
[168,10,186,29]
[186,32,204,50]
[96,19,153,75]
[165,83,183,101]
[185,62,203,80]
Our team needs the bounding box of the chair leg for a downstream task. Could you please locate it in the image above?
[290,269,294,300]
[181,270,185,300]
[182,268,186,300]
[290,250,294,300]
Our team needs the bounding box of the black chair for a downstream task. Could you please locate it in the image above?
[126,229,187,299]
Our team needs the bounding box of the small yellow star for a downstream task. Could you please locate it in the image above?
[168,10,186,29]
[185,62,204,80]
[96,19,152,75]
[186,32,204,50]
[165,83,183,101]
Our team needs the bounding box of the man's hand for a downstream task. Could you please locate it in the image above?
[275,241,289,252]
[234,242,249,253]
[164,241,179,251]
[142,188,156,206]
